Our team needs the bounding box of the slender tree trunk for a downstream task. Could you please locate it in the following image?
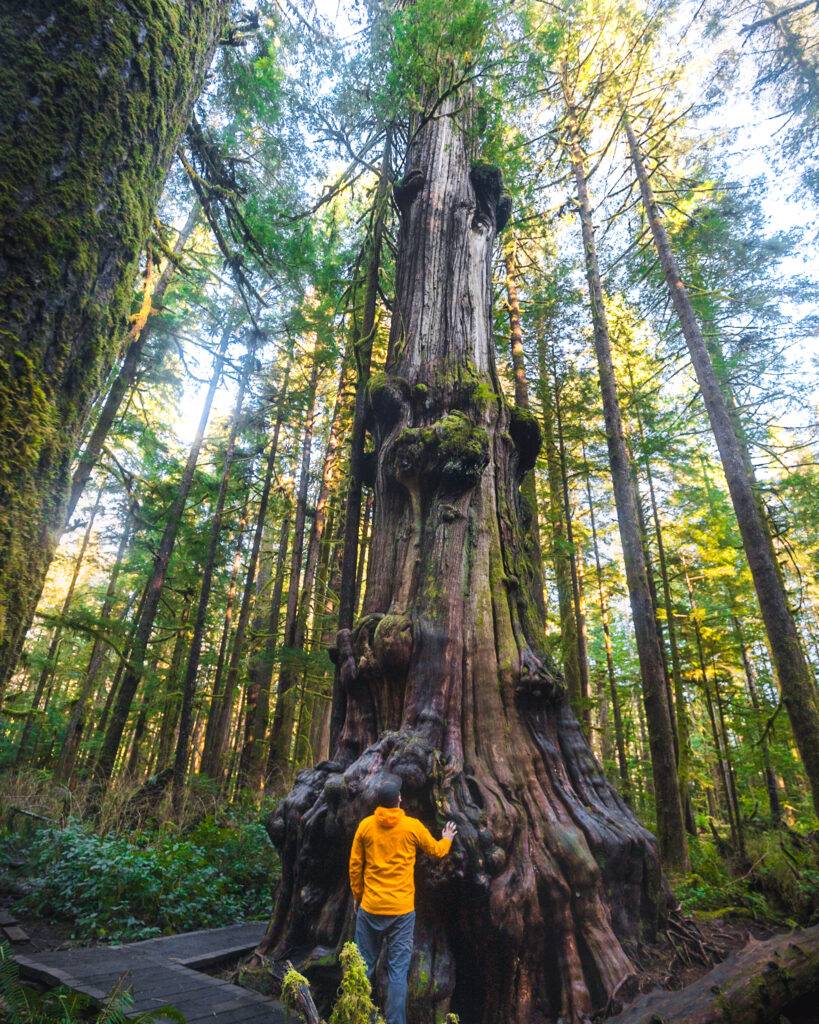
[711,662,745,855]
[200,502,247,769]
[0,2,226,702]
[156,593,193,772]
[16,486,104,763]
[238,511,291,790]
[354,493,373,620]
[331,132,393,755]
[267,351,321,786]
[537,346,584,718]
[732,615,781,824]
[683,566,740,846]
[565,111,687,870]
[55,511,134,781]
[554,368,592,731]
[503,236,546,618]
[170,343,254,807]
[581,445,630,796]
[202,360,291,780]
[633,407,695,833]
[624,111,819,813]
[263,91,663,1024]
[94,320,231,783]
[337,131,393,631]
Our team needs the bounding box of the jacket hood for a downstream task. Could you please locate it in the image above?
[374,806,404,828]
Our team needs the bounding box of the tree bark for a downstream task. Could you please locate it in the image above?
[171,341,254,807]
[623,110,819,813]
[260,94,663,1024]
[94,318,232,783]
[0,1,226,702]
[565,113,688,871]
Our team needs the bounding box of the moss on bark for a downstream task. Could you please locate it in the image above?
[0,0,227,690]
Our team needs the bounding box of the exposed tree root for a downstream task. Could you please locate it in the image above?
[608,924,819,1023]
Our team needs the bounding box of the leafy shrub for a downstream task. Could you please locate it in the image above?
[4,817,278,942]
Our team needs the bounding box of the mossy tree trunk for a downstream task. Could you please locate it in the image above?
[0,1,226,702]
[260,97,664,1024]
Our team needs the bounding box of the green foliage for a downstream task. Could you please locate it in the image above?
[2,817,278,942]
[0,939,184,1024]
[676,830,819,926]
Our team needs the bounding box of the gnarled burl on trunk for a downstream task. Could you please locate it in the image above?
[259,99,663,1024]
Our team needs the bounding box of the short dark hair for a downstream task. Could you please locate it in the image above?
[376,775,401,808]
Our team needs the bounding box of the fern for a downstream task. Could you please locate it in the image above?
[0,939,27,1024]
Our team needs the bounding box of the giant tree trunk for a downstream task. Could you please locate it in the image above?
[623,112,819,813]
[260,98,664,1024]
[565,115,688,871]
[0,1,226,702]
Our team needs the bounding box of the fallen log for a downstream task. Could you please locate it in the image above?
[609,924,819,1023]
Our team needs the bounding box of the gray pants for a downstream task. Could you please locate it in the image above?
[354,907,415,1024]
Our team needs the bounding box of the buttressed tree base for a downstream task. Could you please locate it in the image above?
[260,95,664,1024]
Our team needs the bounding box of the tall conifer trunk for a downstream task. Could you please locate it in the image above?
[623,112,819,812]
[94,323,231,783]
[260,96,663,1024]
[0,2,226,699]
[564,113,687,871]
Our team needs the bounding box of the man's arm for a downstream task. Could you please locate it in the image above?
[349,821,367,905]
[414,819,457,858]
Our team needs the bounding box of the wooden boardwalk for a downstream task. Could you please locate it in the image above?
[14,921,291,1022]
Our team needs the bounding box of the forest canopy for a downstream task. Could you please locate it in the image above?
[0,0,817,1021]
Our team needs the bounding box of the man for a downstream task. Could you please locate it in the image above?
[349,775,457,1024]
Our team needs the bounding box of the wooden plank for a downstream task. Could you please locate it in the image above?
[180,998,289,1024]
[2,924,29,942]
[13,923,287,1024]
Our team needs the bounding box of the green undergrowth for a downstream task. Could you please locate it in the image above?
[676,827,819,926]
[0,814,279,943]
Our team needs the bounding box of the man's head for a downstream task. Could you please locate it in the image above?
[375,775,402,808]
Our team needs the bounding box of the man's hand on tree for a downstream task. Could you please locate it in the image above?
[443,821,457,841]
